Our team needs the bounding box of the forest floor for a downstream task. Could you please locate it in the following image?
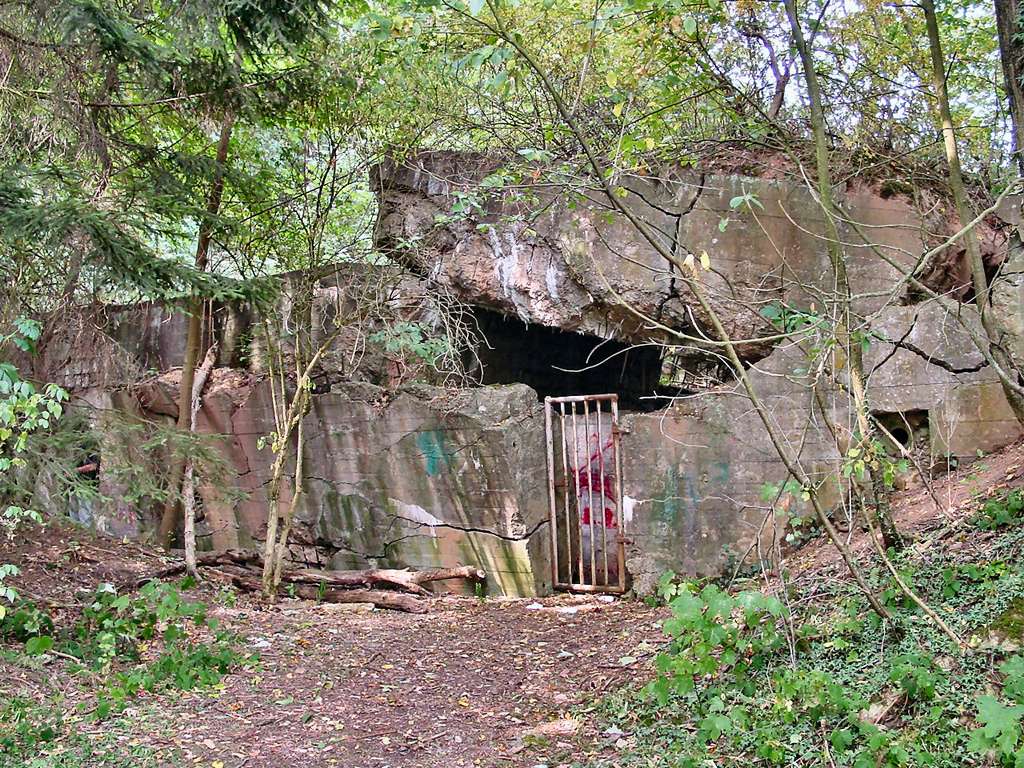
[4,440,1024,768]
[0,523,666,768]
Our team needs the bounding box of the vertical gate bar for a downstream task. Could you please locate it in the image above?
[583,399,596,587]
[570,401,584,586]
[543,398,559,590]
[559,401,572,586]
[611,396,626,592]
[596,400,609,587]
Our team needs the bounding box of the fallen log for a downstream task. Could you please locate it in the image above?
[300,585,428,613]
[129,549,262,587]
[281,565,487,595]
[198,550,263,568]
[228,575,428,613]
[130,550,485,613]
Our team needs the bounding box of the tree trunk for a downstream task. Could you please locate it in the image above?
[258,311,345,599]
[182,344,218,577]
[923,0,1024,425]
[783,0,904,551]
[996,0,1024,175]
[267,405,307,594]
[157,113,236,549]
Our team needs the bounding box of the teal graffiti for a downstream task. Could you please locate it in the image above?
[655,465,703,525]
[415,430,453,476]
[656,466,681,524]
[707,430,731,484]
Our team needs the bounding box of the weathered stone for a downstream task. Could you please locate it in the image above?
[992,196,1024,369]
[373,153,998,365]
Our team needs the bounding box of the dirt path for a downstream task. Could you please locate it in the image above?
[0,524,666,768]
[144,595,663,768]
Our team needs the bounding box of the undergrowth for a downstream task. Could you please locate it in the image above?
[582,490,1024,767]
[0,579,253,767]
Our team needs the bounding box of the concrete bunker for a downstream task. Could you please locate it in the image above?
[35,154,1024,598]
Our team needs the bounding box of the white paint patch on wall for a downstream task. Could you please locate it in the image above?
[390,499,443,536]
[545,262,560,301]
[490,227,506,285]
[489,226,533,322]
[622,495,639,526]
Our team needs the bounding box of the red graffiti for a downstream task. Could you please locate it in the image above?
[577,433,617,528]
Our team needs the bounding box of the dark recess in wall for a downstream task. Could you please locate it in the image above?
[873,409,929,452]
[467,307,689,411]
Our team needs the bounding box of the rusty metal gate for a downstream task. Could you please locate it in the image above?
[544,394,626,593]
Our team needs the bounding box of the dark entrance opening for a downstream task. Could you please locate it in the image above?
[468,308,690,411]
[873,410,929,451]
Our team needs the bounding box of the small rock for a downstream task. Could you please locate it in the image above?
[526,602,544,610]
[523,718,581,738]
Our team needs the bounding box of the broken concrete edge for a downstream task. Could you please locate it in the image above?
[373,151,1008,350]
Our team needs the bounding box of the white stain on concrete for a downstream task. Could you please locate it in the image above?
[489,227,533,322]
[545,262,560,300]
[390,499,443,535]
[622,495,639,525]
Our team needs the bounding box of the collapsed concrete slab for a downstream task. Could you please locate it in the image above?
[373,152,1003,363]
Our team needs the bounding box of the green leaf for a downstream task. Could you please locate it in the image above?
[669,592,704,622]
[1002,656,1024,702]
[683,17,697,35]
[14,317,41,342]
[25,635,54,655]
[701,585,734,619]
[973,695,1024,755]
